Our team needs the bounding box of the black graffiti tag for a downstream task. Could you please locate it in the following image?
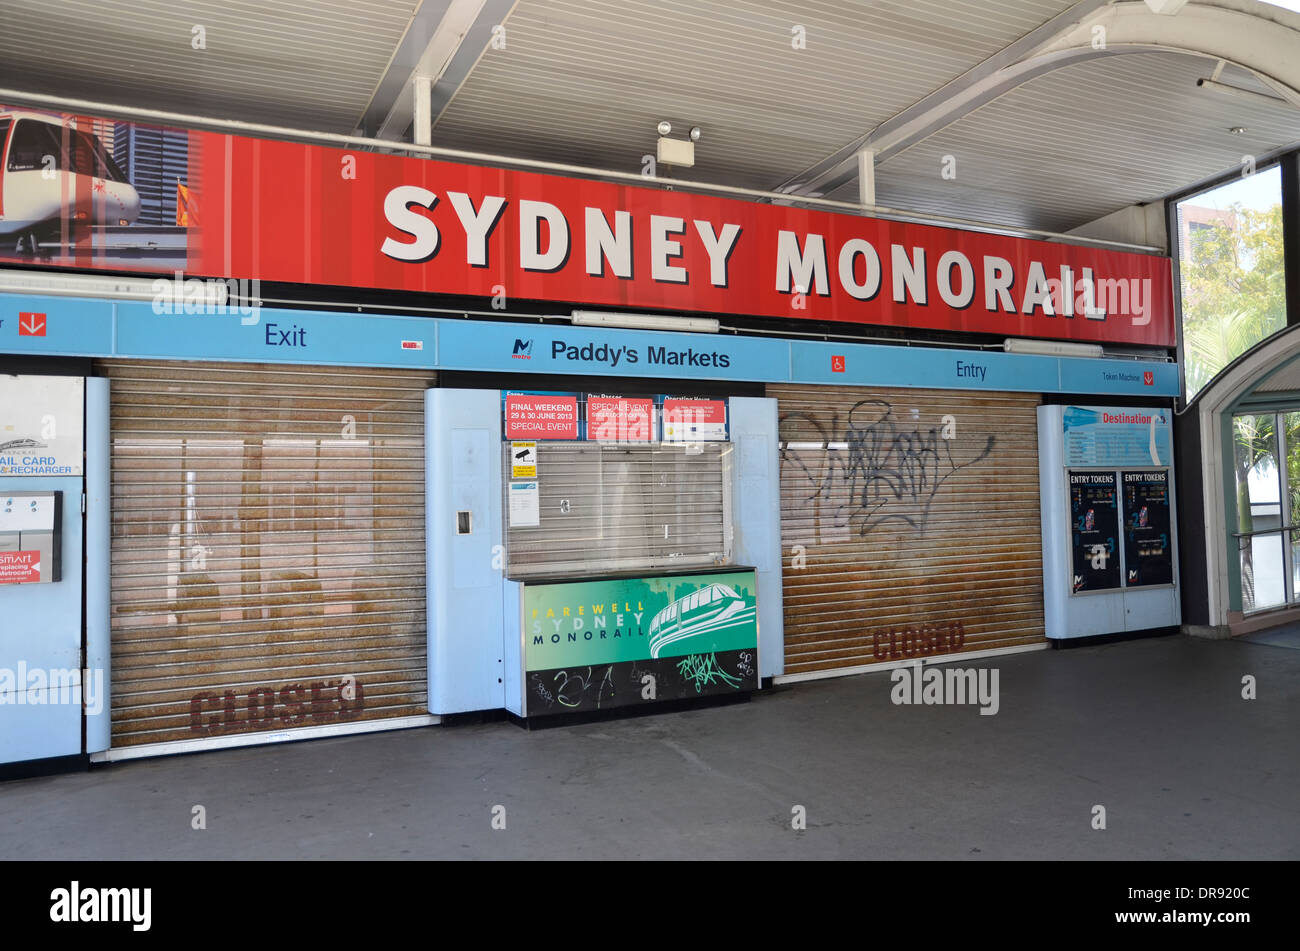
[780,399,994,539]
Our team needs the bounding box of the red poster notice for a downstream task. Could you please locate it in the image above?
[505,394,579,439]
[587,397,654,442]
[663,399,728,441]
[0,551,40,584]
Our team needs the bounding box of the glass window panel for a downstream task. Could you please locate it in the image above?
[1291,530,1300,604]
[1233,415,1279,531]
[6,118,61,172]
[1283,413,1300,532]
[1242,531,1286,613]
[504,439,733,578]
[1177,165,1284,399]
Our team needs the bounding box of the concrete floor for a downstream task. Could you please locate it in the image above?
[1,634,1296,860]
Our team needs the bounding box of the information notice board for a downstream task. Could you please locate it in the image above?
[501,392,727,441]
[1122,470,1173,587]
[1069,471,1120,593]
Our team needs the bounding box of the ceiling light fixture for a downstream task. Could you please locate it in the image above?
[1229,125,1247,135]
[570,310,720,333]
[655,120,698,168]
[1003,337,1103,359]
[0,269,229,306]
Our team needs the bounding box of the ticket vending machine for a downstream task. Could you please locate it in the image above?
[1037,404,1181,639]
[0,491,63,584]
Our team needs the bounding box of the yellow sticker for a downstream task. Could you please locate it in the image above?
[511,441,537,478]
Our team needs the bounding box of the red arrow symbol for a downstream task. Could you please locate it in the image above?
[18,312,46,336]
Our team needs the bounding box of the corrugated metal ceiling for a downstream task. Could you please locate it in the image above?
[431,0,1083,191]
[838,51,1300,231]
[0,1,1296,233]
[0,0,421,131]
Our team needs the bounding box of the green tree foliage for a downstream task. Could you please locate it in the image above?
[1182,203,1286,397]
[1183,201,1285,610]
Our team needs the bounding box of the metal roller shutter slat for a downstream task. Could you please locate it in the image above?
[772,383,1045,671]
[99,359,435,748]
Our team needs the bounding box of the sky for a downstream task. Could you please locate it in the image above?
[1185,164,1282,212]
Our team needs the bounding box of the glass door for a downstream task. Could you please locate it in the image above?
[1233,412,1291,612]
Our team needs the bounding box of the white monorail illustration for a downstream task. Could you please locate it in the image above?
[647,582,755,659]
[0,110,140,253]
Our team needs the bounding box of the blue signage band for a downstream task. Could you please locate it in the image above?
[0,293,1179,397]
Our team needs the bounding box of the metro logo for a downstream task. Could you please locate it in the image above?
[1143,371,1154,386]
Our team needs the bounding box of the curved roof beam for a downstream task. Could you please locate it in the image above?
[1036,0,1300,106]
[779,0,1300,199]
[1189,319,1300,627]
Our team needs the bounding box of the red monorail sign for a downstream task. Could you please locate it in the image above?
[0,108,1175,346]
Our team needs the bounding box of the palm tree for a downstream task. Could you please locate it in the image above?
[1230,413,1275,611]
[1183,308,1283,399]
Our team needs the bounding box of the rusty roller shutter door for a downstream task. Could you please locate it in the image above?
[773,384,1044,675]
[99,360,434,748]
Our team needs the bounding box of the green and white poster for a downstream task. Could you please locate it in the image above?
[522,569,759,715]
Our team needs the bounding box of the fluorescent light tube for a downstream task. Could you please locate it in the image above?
[1003,337,1104,358]
[570,310,720,333]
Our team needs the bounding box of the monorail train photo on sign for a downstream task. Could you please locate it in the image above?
[0,108,191,267]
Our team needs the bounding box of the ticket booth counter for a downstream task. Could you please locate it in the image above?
[425,387,783,720]
[497,391,764,719]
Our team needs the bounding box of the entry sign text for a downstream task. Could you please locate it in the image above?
[505,393,579,439]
